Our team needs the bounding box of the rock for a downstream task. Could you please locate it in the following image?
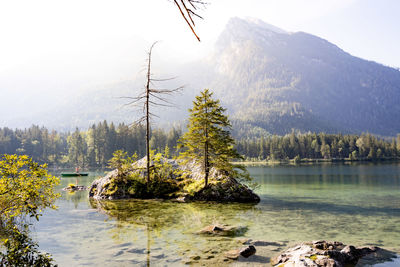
[89,170,118,199]
[197,224,247,237]
[252,240,284,247]
[271,241,396,267]
[312,240,343,250]
[315,257,336,267]
[62,185,87,191]
[270,252,291,266]
[113,250,124,257]
[126,248,146,254]
[175,194,191,203]
[188,178,260,203]
[224,249,240,260]
[239,245,256,258]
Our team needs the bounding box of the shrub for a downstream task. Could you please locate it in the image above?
[0,226,56,267]
[0,154,60,225]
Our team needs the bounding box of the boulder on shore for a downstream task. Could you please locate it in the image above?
[271,240,397,267]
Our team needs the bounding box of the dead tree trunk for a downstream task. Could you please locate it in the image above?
[121,42,183,185]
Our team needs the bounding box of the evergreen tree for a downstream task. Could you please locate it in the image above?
[179,89,242,187]
[67,128,87,167]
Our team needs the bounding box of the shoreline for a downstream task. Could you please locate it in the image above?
[233,157,400,166]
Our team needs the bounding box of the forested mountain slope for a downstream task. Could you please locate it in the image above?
[198,17,400,136]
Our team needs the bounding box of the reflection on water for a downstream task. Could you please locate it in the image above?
[33,163,400,266]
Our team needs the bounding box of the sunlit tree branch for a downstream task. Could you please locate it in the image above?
[172,0,207,41]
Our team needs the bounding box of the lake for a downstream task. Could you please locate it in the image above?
[33,162,400,266]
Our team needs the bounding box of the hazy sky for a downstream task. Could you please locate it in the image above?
[1,0,399,100]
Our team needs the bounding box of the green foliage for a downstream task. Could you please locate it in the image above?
[0,122,182,168]
[182,179,204,195]
[0,226,57,267]
[67,128,87,167]
[237,132,400,162]
[108,150,137,178]
[146,179,180,199]
[105,174,180,199]
[105,149,180,199]
[0,155,59,266]
[0,154,60,225]
[1,123,398,167]
[179,89,244,186]
[150,150,181,181]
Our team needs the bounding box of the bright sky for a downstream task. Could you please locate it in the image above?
[0,0,399,100]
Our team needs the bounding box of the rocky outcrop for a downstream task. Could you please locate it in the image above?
[188,178,260,203]
[271,240,397,267]
[88,157,260,203]
[89,169,119,199]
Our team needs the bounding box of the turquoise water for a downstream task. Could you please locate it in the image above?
[33,163,400,266]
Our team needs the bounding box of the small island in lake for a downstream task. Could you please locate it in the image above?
[89,156,260,203]
[89,90,260,203]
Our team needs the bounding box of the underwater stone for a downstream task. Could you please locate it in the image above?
[224,249,240,260]
[197,224,247,237]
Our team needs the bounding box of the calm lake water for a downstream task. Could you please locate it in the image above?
[33,162,400,266]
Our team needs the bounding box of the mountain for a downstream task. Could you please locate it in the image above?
[3,17,400,136]
[198,17,400,136]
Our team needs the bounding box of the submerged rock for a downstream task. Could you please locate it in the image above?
[197,224,248,237]
[224,249,240,260]
[223,245,256,261]
[271,240,397,267]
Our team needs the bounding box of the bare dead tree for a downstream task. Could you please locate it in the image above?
[173,0,207,41]
[120,42,183,184]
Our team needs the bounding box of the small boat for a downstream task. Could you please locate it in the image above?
[61,173,89,177]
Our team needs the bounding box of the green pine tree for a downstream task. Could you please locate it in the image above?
[178,89,242,187]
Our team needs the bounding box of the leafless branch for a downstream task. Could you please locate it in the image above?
[173,0,208,42]
[150,77,177,82]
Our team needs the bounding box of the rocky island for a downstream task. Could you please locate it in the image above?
[88,156,260,203]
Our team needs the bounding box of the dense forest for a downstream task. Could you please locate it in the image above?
[0,121,181,167]
[0,121,399,167]
[237,132,400,161]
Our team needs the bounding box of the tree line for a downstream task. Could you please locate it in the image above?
[1,124,400,166]
[237,132,400,161]
[0,122,181,167]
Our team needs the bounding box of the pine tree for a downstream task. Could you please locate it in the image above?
[179,89,242,187]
